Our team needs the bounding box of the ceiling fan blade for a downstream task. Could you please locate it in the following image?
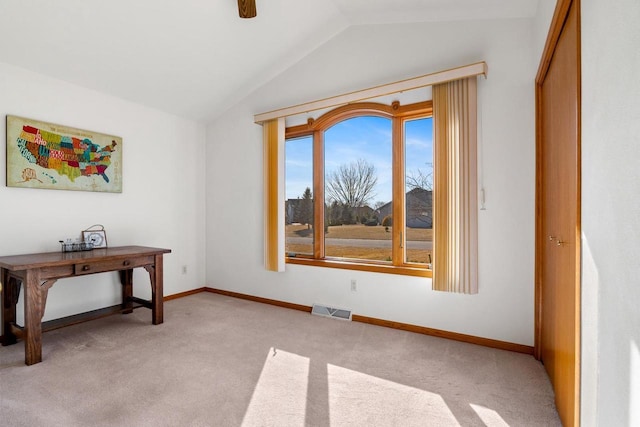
[237,0,257,19]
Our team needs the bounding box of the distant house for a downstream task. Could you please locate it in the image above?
[285,198,302,224]
[353,205,375,221]
[377,188,432,228]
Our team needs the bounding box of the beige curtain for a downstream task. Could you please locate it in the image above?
[263,118,285,272]
[432,78,478,293]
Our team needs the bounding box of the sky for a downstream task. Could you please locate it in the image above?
[285,115,433,206]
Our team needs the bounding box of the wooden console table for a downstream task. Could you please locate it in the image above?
[0,245,171,365]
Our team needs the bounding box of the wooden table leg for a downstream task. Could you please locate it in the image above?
[119,269,133,314]
[24,269,43,365]
[145,255,164,325]
[154,254,164,325]
[1,268,20,346]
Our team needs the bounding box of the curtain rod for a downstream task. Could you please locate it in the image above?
[254,61,487,124]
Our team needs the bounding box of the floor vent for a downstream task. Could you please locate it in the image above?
[311,304,352,321]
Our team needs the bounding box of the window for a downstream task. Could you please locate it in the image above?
[404,117,433,265]
[261,66,482,292]
[285,135,314,256]
[284,101,433,277]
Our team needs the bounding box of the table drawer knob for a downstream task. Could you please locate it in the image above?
[82,265,90,271]
[123,260,131,267]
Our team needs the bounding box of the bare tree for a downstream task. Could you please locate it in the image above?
[326,159,377,208]
[406,162,433,191]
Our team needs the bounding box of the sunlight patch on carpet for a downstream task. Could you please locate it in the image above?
[327,364,459,426]
[470,403,509,426]
[241,348,309,426]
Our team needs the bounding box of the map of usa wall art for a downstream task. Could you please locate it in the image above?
[6,116,122,193]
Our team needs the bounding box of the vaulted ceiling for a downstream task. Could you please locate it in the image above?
[0,0,539,122]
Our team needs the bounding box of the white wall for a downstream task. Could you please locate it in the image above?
[206,18,537,345]
[582,0,640,425]
[533,0,557,61]
[0,62,206,323]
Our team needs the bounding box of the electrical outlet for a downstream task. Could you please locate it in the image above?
[350,279,357,292]
[182,265,188,275]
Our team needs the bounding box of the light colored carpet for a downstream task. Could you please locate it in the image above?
[0,292,561,426]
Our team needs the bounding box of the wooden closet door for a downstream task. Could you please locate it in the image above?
[536,1,581,426]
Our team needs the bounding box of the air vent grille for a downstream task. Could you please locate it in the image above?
[311,304,352,321]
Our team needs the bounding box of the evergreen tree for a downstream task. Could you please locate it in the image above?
[298,187,313,229]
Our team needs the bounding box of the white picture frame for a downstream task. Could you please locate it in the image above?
[82,229,108,248]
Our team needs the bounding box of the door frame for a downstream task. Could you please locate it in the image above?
[534,0,581,423]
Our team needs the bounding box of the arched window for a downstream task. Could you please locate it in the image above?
[284,101,433,276]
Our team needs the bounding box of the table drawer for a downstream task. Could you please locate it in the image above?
[74,255,155,275]
[41,265,75,279]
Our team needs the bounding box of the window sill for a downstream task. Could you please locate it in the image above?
[286,257,432,278]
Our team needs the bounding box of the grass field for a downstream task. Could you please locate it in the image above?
[286,224,432,263]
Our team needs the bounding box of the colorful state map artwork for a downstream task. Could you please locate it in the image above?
[16,125,117,183]
[6,115,122,193]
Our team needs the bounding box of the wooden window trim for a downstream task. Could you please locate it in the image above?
[287,257,431,278]
[285,101,433,277]
[392,114,405,265]
[286,101,432,138]
[313,129,324,259]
